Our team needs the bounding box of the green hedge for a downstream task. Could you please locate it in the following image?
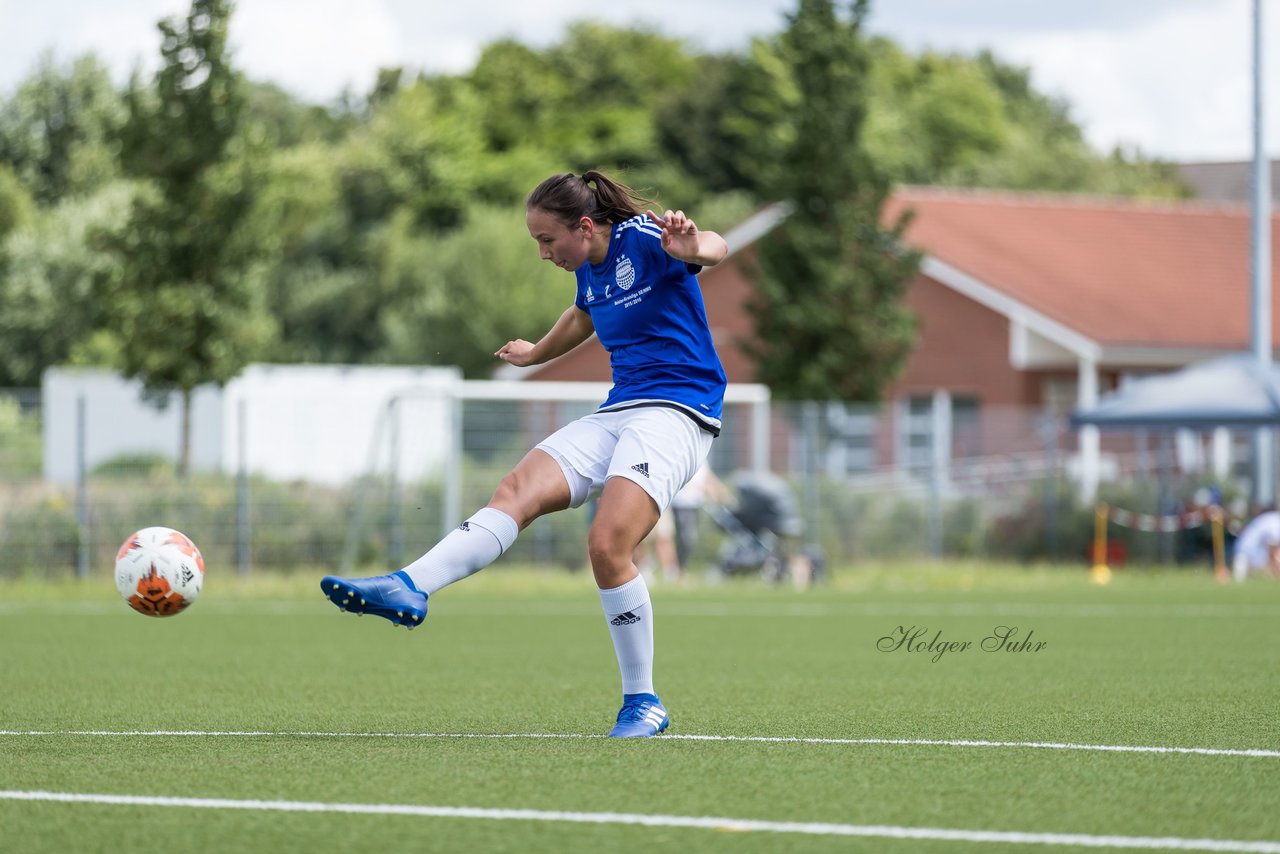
[0,459,1235,579]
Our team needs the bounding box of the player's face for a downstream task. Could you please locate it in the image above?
[527,208,592,272]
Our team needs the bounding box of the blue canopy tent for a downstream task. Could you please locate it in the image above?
[1071,354,1280,429]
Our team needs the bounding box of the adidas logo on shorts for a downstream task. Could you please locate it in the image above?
[631,462,650,478]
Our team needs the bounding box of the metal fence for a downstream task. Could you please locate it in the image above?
[0,384,1264,580]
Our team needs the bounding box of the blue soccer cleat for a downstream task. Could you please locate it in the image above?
[320,570,427,629]
[608,693,670,738]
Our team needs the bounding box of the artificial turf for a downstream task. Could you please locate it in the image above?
[1,564,1277,852]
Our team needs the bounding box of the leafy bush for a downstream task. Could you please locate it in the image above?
[0,395,41,477]
[0,496,79,578]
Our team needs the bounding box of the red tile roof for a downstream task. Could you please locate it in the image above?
[886,187,1280,350]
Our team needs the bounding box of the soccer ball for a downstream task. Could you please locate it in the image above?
[114,526,205,617]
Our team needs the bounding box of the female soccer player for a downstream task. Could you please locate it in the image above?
[322,170,728,738]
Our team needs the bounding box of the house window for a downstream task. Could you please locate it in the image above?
[952,395,981,459]
[904,396,934,472]
[901,392,981,472]
[1042,377,1078,413]
[820,401,877,476]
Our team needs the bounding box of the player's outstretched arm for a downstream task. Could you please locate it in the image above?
[495,305,595,368]
[646,209,728,267]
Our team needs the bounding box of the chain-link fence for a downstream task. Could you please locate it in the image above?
[0,381,1264,580]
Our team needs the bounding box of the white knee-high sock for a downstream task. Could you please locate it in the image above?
[399,507,519,596]
[599,574,654,696]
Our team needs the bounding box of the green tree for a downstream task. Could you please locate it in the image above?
[243,80,356,148]
[544,23,696,180]
[253,139,387,363]
[468,28,702,206]
[362,77,488,231]
[862,44,1187,198]
[961,49,1184,197]
[749,0,919,401]
[0,165,36,238]
[0,183,132,386]
[257,81,492,364]
[0,16,1195,397]
[468,40,566,154]
[0,53,126,206]
[101,0,275,475]
[377,205,569,376]
[655,43,795,200]
[863,42,1008,183]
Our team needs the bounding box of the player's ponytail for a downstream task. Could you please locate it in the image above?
[526,170,654,227]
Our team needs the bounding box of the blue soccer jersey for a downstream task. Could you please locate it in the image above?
[574,215,726,434]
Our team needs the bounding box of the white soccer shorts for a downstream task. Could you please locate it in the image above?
[536,406,714,512]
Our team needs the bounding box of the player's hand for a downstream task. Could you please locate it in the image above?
[495,339,536,367]
[647,209,699,261]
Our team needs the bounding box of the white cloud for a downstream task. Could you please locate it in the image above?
[0,0,186,90]
[231,0,401,101]
[992,0,1276,160]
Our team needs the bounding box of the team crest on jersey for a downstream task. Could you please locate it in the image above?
[615,254,636,291]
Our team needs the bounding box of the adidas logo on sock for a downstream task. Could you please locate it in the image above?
[458,522,470,531]
[610,611,641,626]
[631,462,650,478]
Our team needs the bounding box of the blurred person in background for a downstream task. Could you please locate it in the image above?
[1231,507,1280,582]
[634,508,681,582]
[670,462,729,573]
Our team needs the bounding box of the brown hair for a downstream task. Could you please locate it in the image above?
[526,170,654,228]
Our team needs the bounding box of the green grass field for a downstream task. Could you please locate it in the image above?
[2,564,1279,853]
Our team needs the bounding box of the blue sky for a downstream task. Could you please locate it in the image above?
[0,0,1274,162]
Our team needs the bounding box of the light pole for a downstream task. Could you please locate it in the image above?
[1251,0,1273,506]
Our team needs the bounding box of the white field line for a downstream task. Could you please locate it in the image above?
[2,601,1280,618]
[1,790,1277,852]
[1,730,1276,759]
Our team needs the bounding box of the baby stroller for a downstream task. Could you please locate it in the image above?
[706,471,822,584]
